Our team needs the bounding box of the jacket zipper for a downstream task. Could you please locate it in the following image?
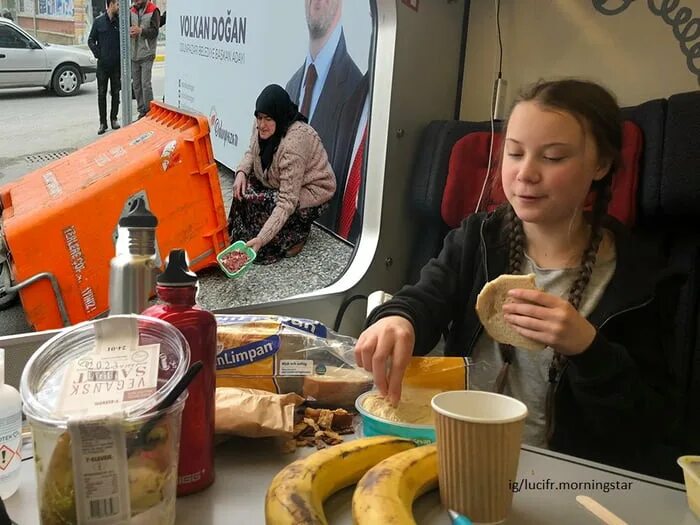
[466,221,489,352]
[556,296,655,384]
[549,295,655,440]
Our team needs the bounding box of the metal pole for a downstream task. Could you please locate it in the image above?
[119,0,132,125]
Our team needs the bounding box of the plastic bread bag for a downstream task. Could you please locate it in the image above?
[214,314,373,408]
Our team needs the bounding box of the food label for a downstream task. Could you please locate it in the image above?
[57,317,159,417]
[69,416,130,524]
[279,359,314,376]
[216,335,280,370]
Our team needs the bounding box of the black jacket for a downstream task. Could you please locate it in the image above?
[88,13,121,68]
[368,209,684,481]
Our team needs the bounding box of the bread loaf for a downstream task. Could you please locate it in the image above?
[475,273,546,351]
[302,366,373,407]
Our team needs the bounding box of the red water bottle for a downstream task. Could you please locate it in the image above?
[142,249,217,496]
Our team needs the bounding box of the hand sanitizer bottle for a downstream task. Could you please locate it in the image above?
[0,349,21,500]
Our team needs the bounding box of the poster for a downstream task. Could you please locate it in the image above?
[164,1,373,173]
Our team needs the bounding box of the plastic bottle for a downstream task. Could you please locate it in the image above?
[142,249,217,496]
[0,349,22,500]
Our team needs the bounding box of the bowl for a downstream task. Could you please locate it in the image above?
[678,456,700,518]
[217,240,256,278]
[355,390,436,445]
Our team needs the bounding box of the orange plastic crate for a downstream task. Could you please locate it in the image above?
[0,102,229,331]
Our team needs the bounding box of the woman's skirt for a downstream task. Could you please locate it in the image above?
[227,178,328,264]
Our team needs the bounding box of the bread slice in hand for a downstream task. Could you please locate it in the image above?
[475,273,546,351]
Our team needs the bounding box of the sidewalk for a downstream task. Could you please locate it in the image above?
[77,42,166,62]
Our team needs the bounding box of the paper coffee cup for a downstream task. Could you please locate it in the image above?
[432,390,527,524]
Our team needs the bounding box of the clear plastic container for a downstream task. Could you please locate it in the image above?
[30,395,186,525]
[20,314,191,525]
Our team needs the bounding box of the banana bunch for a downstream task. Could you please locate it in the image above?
[353,443,439,525]
[265,436,416,525]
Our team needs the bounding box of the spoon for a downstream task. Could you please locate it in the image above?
[129,361,203,453]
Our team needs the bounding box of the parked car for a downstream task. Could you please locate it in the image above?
[0,18,97,96]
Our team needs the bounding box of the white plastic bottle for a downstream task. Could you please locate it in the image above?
[0,349,21,500]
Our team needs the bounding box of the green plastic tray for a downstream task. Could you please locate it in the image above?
[216,240,256,278]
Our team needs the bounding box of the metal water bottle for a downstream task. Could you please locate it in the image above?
[109,198,158,314]
[142,249,217,496]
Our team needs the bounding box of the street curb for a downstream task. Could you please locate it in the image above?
[155,54,165,62]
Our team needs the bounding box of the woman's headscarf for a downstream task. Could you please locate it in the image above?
[255,84,308,171]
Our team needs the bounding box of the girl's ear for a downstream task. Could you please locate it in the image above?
[593,158,613,181]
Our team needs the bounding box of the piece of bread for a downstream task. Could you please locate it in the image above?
[475,273,546,351]
[302,366,373,407]
[217,321,280,349]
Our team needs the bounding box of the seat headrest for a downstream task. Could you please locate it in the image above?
[441,121,644,229]
[621,98,666,224]
[660,91,700,218]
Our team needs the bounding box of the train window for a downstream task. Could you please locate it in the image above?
[0,1,376,335]
[164,1,376,311]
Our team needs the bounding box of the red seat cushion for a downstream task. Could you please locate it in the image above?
[608,121,642,226]
[440,132,503,229]
[440,121,643,229]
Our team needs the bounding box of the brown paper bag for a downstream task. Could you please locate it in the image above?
[215,387,304,438]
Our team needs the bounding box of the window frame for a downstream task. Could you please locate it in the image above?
[0,24,33,49]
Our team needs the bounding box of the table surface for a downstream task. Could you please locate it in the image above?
[5,436,696,524]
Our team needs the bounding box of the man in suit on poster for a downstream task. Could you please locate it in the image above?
[285,0,362,165]
[317,72,370,243]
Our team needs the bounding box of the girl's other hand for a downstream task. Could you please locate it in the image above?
[233,171,247,200]
[354,316,415,406]
[502,289,596,355]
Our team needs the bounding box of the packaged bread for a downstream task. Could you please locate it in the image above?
[475,273,546,351]
[303,366,373,408]
[215,314,367,405]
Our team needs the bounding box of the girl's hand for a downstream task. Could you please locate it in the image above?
[354,316,415,406]
[233,171,247,200]
[246,237,263,253]
[502,289,596,355]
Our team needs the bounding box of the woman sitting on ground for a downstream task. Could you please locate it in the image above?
[227,84,336,264]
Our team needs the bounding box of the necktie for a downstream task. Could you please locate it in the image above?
[338,125,368,239]
[300,63,317,119]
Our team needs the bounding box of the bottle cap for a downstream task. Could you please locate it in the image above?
[119,197,158,228]
[157,249,197,286]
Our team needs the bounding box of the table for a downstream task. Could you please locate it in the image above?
[6,437,696,524]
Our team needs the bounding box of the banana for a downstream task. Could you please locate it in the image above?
[265,436,416,525]
[352,443,439,525]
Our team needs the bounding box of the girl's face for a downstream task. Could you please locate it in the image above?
[501,101,610,228]
[256,113,276,140]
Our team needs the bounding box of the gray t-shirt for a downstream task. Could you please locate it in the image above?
[469,250,616,448]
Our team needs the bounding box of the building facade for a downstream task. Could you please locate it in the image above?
[10,0,166,45]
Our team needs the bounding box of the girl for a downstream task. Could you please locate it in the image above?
[355,79,681,479]
[228,84,336,264]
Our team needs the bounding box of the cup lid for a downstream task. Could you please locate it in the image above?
[20,314,190,425]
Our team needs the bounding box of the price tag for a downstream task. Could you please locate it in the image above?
[57,317,159,417]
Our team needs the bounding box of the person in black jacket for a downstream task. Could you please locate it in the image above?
[355,79,683,480]
[88,0,121,135]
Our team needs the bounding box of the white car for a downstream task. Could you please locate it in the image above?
[0,18,97,96]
